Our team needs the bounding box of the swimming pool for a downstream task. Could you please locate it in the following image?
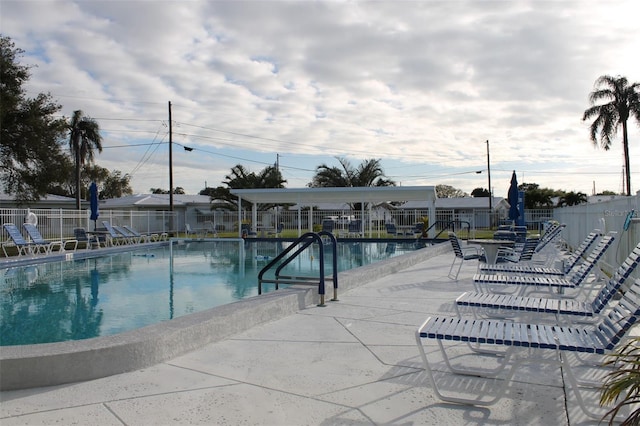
[1,239,425,346]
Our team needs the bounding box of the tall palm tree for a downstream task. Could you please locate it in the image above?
[68,110,102,209]
[309,157,395,188]
[309,157,395,210]
[557,191,588,207]
[209,164,286,211]
[582,75,640,196]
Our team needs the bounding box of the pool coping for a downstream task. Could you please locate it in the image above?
[0,241,451,391]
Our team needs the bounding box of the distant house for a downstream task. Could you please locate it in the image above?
[401,196,508,228]
[288,196,508,229]
[100,194,216,232]
[0,192,77,209]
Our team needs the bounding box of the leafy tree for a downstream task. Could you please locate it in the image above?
[557,191,588,207]
[48,164,132,200]
[598,190,618,196]
[68,110,102,208]
[209,164,286,211]
[436,184,468,198]
[583,75,640,196]
[0,36,70,203]
[471,187,490,197]
[519,183,559,208]
[99,170,133,199]
[199,187,217,196]
[309,157,395,188]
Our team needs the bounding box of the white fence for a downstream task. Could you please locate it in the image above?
[0,208,177,242]
[2,206,560,242]
[553,194,639,279]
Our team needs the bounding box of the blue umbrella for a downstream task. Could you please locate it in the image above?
[89,182,99,231]
[508,171,520,222]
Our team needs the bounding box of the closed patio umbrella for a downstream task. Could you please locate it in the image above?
[89,182,99,231]
[508,171,520,223]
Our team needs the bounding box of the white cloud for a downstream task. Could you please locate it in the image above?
[2,0,639,196]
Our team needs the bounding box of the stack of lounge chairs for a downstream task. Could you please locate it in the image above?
[416,227,640,421]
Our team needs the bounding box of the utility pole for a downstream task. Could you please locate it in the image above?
[486,140,492,211]
[169,101,173,213]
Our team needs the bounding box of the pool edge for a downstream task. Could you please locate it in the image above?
[0,242,451,391]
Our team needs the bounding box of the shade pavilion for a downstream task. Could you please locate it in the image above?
[230,186,437,238]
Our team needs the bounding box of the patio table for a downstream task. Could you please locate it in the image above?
[468,239,515,264]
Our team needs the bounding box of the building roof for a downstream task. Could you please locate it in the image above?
[402,196,507,209]
[230,186,437,205]
[100,194,211,208]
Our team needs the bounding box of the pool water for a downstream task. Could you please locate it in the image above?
[1,240,424,346]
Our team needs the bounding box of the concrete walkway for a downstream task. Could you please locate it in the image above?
[1,250,611,425]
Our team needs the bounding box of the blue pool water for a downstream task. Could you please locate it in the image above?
[1,240,424,346]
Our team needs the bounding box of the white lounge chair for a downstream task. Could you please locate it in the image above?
[23,223,76,254]
[415,277,640,420]
[2,223,33,256]
[456,243,640,320]
[480,229,601,276]
[472,234,614,296]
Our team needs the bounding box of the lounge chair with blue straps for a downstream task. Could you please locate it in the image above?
[2,223,33,256]
[123,225,159,243]
[472,234,614,295]
[415,277,640,420]
[101,221,128,245]
[479,229,601,276]
[23,223,77,253]
[113,225,142,244]
[457,243,640,320]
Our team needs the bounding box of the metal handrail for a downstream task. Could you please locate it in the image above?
[426,220,473,241]
[258,231,338,306]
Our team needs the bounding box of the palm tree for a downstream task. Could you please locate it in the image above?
[557,191,587,207]
[309,157,395,188]
[68,110,102,209]
[209,164,286,211]
[309,157,395,210]
[583,75,640,196]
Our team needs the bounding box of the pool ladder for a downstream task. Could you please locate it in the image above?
[257,231,338,306]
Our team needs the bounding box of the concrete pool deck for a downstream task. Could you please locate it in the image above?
[1,244,614,425]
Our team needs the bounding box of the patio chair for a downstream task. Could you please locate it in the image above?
[2,223,33,256]
[203,221,218,237]
[74,227,102,249]
[473,234,614,295]
[321,219,335,234]
[240,223,257,238]
[492,237,539,264]
[385,223,398,238]
[101,221,128,245]
[123,225,158,243]
[456,242,640,320]
[23,223,76,253]
[267,223,284,238]
[415,277,640,420]
[347,219,362,237]
[448,232,483,280]
[534,223,566,253]
[113,225,141,244]
[480,229,601,276]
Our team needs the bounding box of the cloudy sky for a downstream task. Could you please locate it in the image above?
[3,0,639,197]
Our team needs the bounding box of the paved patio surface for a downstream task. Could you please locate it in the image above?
[0,249,615,425]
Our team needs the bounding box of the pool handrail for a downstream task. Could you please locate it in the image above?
[258,231,338,306]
